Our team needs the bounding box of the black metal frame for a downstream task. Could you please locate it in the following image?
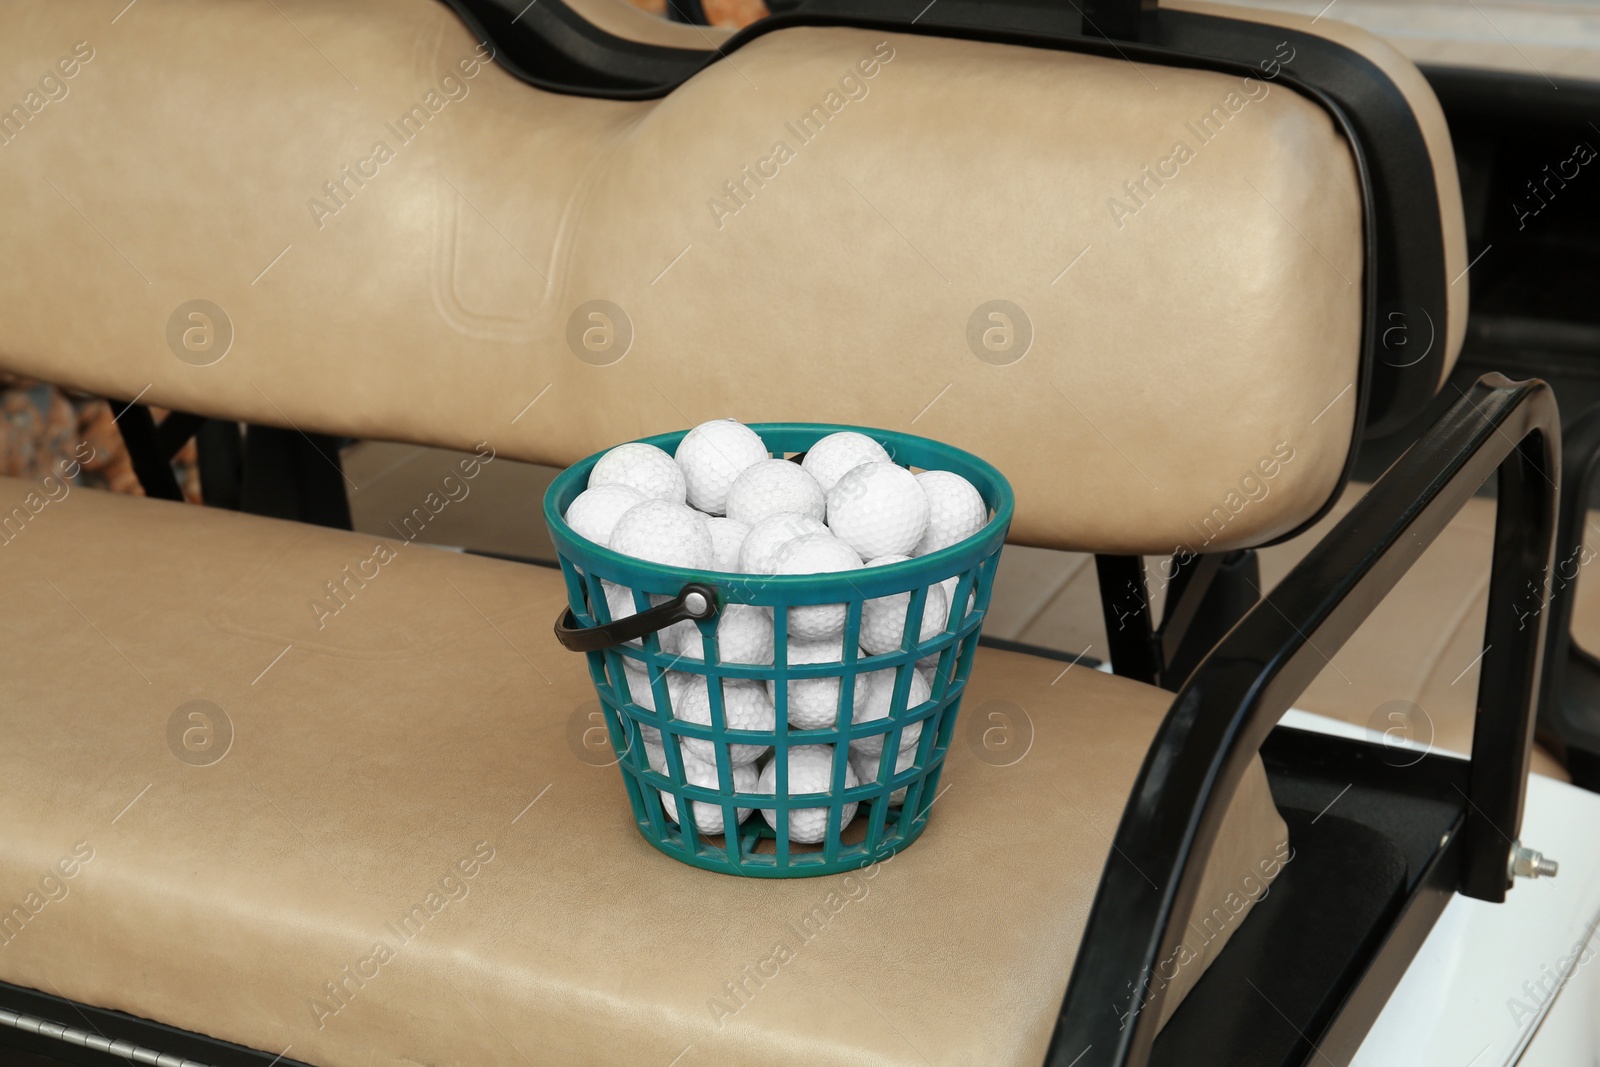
[105,401,185,503]
[1094,549,1262,692]
[1050,373,1559,1066]
[107,404,352,531]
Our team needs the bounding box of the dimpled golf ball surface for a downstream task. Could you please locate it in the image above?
[609,499,713,569]
[675,419,771,514]
[589,442,687,504]
[852,667,932,759]
[758,745,858,844]
[675,678,774,765]
[564,483,647,546]
[621,663,680,744]
[859,554,949,655]
[737,512,826,573]
[914,470,987,556]
[705,517,750,572]
[647,742,757,835]
[827,461,930,559]
[801,431,892,494]
[850,744,914,805]
[772,533,863,640]
[771,637,871,729]
[726,460,826,527]
[674,603,774,666]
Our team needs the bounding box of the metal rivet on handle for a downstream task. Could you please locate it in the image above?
[684,591,708,616]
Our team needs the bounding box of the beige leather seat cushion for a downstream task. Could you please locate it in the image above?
[987,483,1574,780]
[0,479,1285,1066]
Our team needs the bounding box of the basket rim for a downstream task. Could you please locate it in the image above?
[543,421,1016,599]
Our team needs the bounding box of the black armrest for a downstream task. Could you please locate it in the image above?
[1049,373,1559,1067]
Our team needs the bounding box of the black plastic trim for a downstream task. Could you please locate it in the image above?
[437,0,709,96]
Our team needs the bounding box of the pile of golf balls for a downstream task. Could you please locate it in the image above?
[564,420,989,844]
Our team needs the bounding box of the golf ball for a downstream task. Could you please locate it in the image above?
[726,459,826,527]
[757,744,858,844]
[826,461,929,559]
[590,442,687,504]
[801,431,892,495]
[675,419,770,514]
[914,470,987,555]
[771,532,863,640]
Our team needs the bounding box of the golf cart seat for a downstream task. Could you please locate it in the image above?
[0,473,1285,1067]
[0,0,1553,1065]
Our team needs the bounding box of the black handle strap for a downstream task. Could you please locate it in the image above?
[554,582,720,653]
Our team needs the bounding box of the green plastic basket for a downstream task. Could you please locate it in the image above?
[545,423,1014,877]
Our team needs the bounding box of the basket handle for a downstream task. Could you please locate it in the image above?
[554,582,720,653]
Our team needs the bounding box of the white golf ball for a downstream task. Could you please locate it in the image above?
[914,470,987,555]
[564,483,648,546]
[673,603,774,666]
[771,533,863,640]
[849,744,915,806]
[737,512,826,574]
[609,500,713,569]
[936,575,977,628]
[859,554,950,655]
[674,677,775,765]
[801,431,892,495]
[757,744,858,844]
[590,442,687,504]
[620,662,683,744]
[770,636,871,729]
[647,741,757,836]
[826,461,930,559]
[674,419,771,514]
[705,517,750,573]
[726,460,826,527]
[852,667,932,759]
[619,661,682,712]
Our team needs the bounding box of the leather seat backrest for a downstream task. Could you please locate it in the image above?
[551,0,1469,436]
[1,0,1365,554]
